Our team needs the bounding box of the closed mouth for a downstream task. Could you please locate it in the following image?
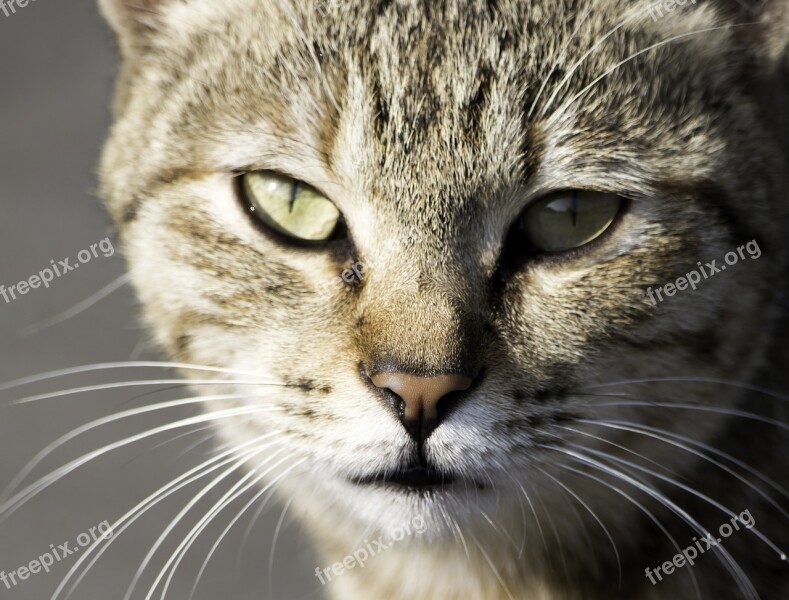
[353,466,485,492]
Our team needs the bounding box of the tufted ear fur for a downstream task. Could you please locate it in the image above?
[98,0,175,55]
[707,0,789,151]
[759,1,789,63]
[716,0,789,66]
[749,0,789,145]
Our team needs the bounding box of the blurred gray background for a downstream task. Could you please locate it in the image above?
[0,1,320,598]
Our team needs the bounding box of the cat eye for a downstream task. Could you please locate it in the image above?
[240,171,341,242]
[519,190,623,253]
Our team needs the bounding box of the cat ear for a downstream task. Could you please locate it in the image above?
[98,0,171,53]
[718,0,789,67]
[718,1,789,139]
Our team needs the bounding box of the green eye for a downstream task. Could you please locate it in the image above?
[520,190,623,252]
[242,171,341,242]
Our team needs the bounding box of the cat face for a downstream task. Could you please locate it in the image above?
[100,0,785,541]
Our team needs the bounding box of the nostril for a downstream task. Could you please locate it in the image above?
[369,372,473,442]
[370,373,472,421]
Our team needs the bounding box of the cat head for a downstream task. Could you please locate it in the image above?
[99,0,788,540]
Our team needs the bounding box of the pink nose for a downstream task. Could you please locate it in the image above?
[370,372,473,441]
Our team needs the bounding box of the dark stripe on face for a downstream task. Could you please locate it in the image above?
[121,195,144,225]
[659,180,764,253]
[118,168,216,227]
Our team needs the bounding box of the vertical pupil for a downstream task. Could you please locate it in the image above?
[288,182,298,213]
[570,191,578,227]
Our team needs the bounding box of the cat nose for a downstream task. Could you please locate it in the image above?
[370,372,473,443]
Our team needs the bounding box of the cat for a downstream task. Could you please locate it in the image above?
[95,0,789,598]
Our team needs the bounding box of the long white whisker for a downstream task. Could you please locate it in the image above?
[0,406,277,521]
[516,480,549,556]
[526,2,596,118]
[150,452,296,600]
[234,489,275,575]
[569,443,787,560]
[5,378,289,406]
[0,361,281,393]
[266,496,294,600]
[21,273,131,336]
[479,508,522,554]
[539,1,661,118]
[556,462,702,600]
[501,471,548,559]
[157,428,218,464]
[584,396,789,431]
[547,22,758,129]
[541,445,760,599]
[536,466,622,589]
[589,419,789,499]
[0,393,258,502]
[438,502,470,560]
[576,419,789,518]
[501,471,530,558]
[556,423,683,480]
[150,425,215,454]
[583,376,789,403]
[186,461,304,600]
[53,436,280,600]
[122,448,284,600]
[532,483,570,583]
[466,529,516,600]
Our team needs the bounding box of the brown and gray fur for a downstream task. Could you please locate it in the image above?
[97,0,789,598]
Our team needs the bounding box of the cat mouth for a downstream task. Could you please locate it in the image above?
[352,466,456,490]
[352,466,485,492]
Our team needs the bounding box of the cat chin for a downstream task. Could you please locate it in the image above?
[283,471,509,540]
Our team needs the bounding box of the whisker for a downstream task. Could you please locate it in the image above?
[235,488,276,575]
[531,483,570,584]
[577,419,789,517]
[588,419,789,500]
[186,460,304,600]
[4,378,291,407]
[122,448,286,600]
[582,376,789,403]
[118,426,219,480]
[578,393,789,431]
[466,529,517,600]
[438,502,470,560]
[543,474,598,560]
[541,445,760,600]
[0,361,283,393]
[513,478,549,557]
[149,426,216,455]
[501,471,531,559]
[20,273,131,336]
[451,513,471,561]
[568,443,787,560]
[266,496,294,600]
[1,406,279,521]
[0,393,258,502]
[147,453,298,600]
[526,2,596,118]
[556,462,702,600]
[549,22,759,128]
[53,435,281,600]
[556,423,684,480]
[539,1,660,118]
[536,466,622,589]
[159,428,218,465]
[479,509,523,556]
